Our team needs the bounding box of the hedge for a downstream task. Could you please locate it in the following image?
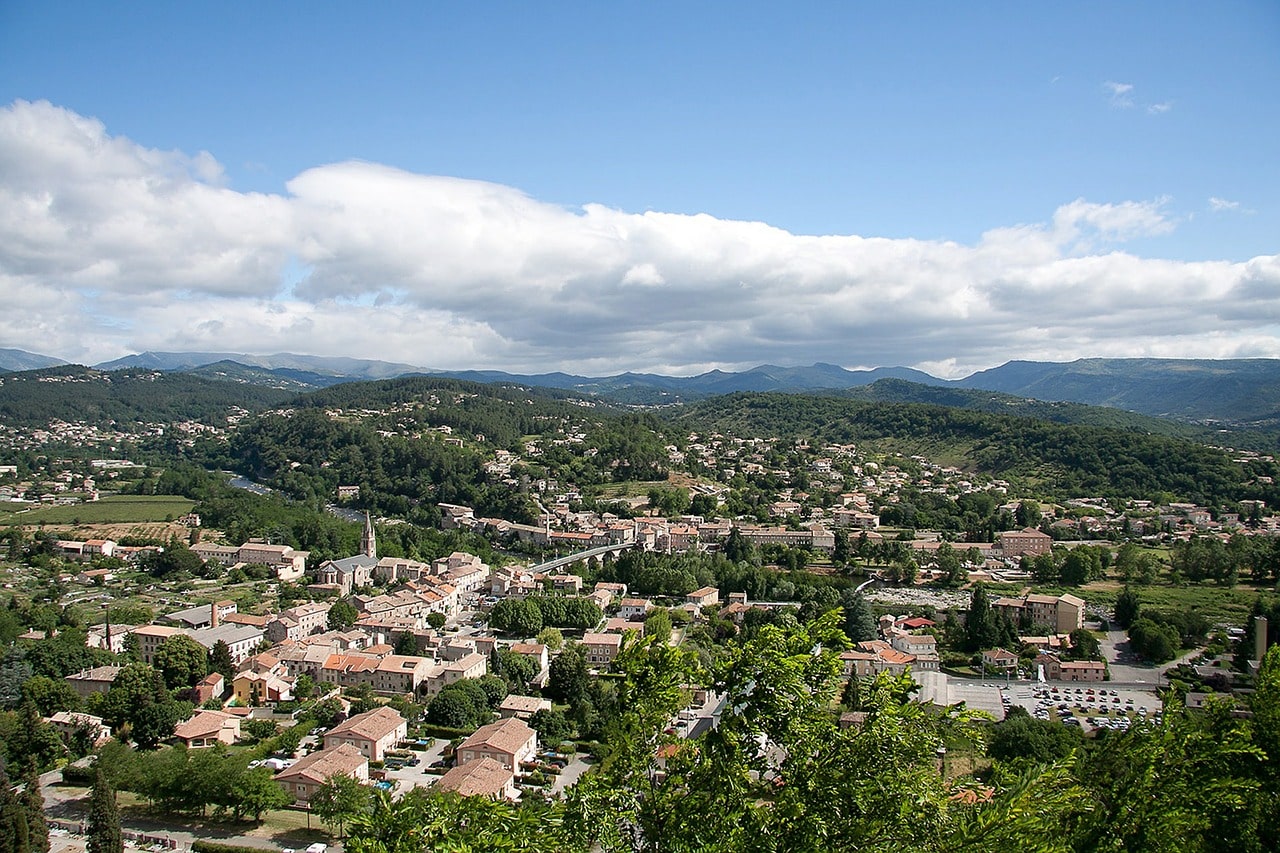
[193,842,269,853]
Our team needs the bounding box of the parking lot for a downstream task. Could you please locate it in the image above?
[1015,683,1163,732]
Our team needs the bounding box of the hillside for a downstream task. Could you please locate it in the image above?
[835,378,1279,451]
[673,392,1280,505]
[0,348,67,372]
[0,366,292,428]
[958,358,1280,427]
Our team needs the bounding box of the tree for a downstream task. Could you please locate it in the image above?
[230,767,290,821]
[963,584,997,652]
[86,769,122,853]
[492,650,537,691]
[546,643,591,709]
[536,627,564,651]
[393,632,417,656]
[426,612,447,630]
[643,608,673,646]
[310,774,371,838]
[840,590,878,643]
[328,599,359,630]
[154,634,208,690]
[20,675,80,716]
[18,769,48,853]
[988,706,1082,764]
[1114,586,1141,628]
[208,640,234,685]
[529,708,573,745]
[489,598,542,636]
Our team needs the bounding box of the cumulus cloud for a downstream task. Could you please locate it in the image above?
[1,99,1279,377]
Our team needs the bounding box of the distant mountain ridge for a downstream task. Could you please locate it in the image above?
[0,348,67,372]
[7,347,1280,428]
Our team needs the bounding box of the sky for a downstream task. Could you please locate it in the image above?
[0,1,1277,378]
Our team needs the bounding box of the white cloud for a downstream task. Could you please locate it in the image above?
[1147,101,1173,114]
[1,99,1279,376]
[1104,81,1134,108]
[1209,196,1241,212]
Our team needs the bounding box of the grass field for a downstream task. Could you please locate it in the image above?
[0,494,195,525]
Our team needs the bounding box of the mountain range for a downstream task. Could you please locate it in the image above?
[3,348,1279,429]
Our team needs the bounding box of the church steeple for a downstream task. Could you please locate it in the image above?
[361,511,377,559]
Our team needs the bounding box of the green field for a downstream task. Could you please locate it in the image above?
[0,494,195,525]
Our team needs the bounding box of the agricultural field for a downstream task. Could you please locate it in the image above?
[0,494,195,526]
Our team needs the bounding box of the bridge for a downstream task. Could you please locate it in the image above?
[528,542,638,574]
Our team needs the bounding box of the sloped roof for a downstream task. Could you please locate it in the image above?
[275,744,367,784]
[434,757,513,798]
[326,706,405,742]
[459,718,535,756]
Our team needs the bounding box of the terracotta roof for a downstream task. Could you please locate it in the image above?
[327,706,405,742]
[434,757,513,798]
[459,718,535,756]
[275,744,367,784]
[173,710,236,741]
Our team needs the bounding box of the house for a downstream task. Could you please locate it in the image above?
[455,718,537,772]
[65,665,122,698]
[323,706,407,762]
[581,633,623,667]
[686,587,720,608]
[46,711,111,747]
[132,625,183,665]
[1035,654,1107,682]
[233,655,294,705]
[172,710,241,748]
[189,623,265,665]
[165,601,237,630]
[992,592,1086,634]
[618,598,652,621]
[982,648,1020,674]
[194,672,226,704]
[434,757,518,800]
[275,744,369,804]
[266,602,332,643]
[498,694,551,720]
[997,527,1052,558]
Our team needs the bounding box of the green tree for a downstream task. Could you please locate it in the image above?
[310,774,371,838]
[425,612,447,630]
[1114,585,1141,628]
[643,608,673,646]
[840,590,878,643]
[489,598,542,636]
[86,769,123,853]
[393,632,417,656]
[208,640,234,685]
[536,627,564,651]
[229,767,290,821]
[153,634,208,690]
[20,675,80,716]
[328,599,360,630]
[964,584,997,652]
[529,708,573,744]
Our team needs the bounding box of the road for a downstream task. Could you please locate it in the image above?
[1098,628,1203,684]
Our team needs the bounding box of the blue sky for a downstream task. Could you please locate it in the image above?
[0,2,1277,375]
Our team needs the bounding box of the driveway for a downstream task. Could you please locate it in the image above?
[1099,629,1202,684]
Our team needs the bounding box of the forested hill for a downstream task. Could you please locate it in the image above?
[281,375,622,450]
[219,377,673,520]
[835,378,1279,451]
[674,393,1280,506]
[0,366,292,428]
[957,357,1280,427]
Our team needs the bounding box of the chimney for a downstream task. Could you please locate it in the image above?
[210,600,219,629]
[1256,615,1269,663]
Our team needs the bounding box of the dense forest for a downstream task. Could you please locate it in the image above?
[0,366,291,428]
[834,378,1280,452]
[675,393,1280,505]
